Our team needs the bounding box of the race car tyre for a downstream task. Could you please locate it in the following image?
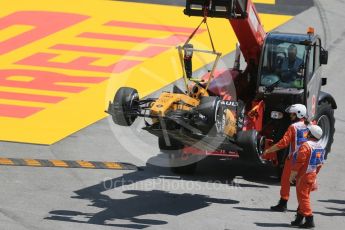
[237,130,264,163]
[196,96,220,127]
[111,87,139,126]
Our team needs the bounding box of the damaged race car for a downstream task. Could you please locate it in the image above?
[106,42,266,174]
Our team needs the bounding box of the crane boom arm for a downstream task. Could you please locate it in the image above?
[184,0,266,65]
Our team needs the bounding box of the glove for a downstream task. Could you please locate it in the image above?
[261,152,278,166]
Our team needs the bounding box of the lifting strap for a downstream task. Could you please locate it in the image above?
[183,3,216,53]
[205,20,216,53]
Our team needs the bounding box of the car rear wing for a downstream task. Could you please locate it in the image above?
[184,0,248,19]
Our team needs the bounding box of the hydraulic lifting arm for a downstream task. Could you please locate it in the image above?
[184,0,266,66]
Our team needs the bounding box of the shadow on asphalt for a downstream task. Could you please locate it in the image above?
[234,207,296,213]
[45,155,280,228]
[254,222,291,228]
[181,155,281,186]
[319,199,345,205]
[314,199,345,217]
[46,190,239,229]
[234,207,272,212]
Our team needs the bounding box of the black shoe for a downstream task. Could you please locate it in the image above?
[270,198,287,212]
[291,212,304,226]
[299,215,315,229]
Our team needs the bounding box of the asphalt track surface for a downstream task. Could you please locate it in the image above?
[1,1,345,230]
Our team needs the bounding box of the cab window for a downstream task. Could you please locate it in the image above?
[306,44,315,81]
[260,39,307,89]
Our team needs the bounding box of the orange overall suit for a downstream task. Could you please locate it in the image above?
[292,140,325,216]
[276,121,309,200]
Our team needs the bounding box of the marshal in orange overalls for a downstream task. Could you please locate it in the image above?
[292,140,325,217]
[264,120,309,212]
[275,121,309,200]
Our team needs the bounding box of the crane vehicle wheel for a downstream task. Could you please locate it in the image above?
[315,100,335,159]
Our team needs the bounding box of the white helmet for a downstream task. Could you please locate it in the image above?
[285,104,307,119]
[308,125,323,140]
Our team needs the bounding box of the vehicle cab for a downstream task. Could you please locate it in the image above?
[257,31,329,140]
